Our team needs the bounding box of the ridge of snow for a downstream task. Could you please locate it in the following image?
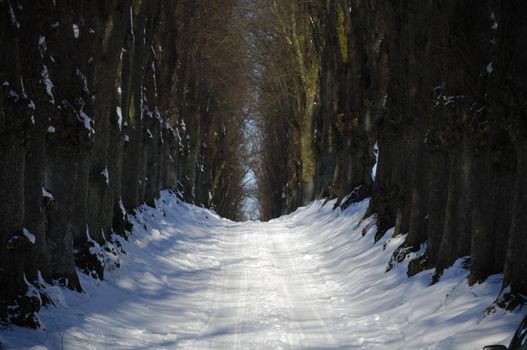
[22,228,35,244]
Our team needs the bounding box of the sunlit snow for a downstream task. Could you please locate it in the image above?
[0,191,523,349]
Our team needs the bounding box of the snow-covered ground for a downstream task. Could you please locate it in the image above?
[1,191,524,349]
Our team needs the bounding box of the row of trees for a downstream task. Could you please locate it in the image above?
[251,0,527,306]
[247,0,324,220]
[249,0,374,220]
[0,0,249,326]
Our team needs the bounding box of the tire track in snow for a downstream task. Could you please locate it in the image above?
[271,227,341,349]
[233,231,248,350]
[183,221,351,349]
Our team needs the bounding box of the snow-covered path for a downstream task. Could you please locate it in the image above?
[187,223,342,349]
[0,192,523,349]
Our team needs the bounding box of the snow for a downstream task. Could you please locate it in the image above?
[116,106,123,130]
[118,198,127,220]
[22,228,35,244]
[20,77,27,98]
[100,167,109,185]
[491,12,499,31]
[79,109,95,136]
[487,63,494,74]
[40,65,55,104]
[75,69,89,94]
[23,274,42,307]
[8,2,20,28]
[41,187,54,199]
[129,6,135,43]
[372,141,379,181]
[442,95,464,106]
[151,60,158,98]
[8,89,19,101]
[72,24,80,39]
[38,36,47,57]
[0,191,524,349]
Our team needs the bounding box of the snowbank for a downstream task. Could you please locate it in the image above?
[0,191,523,349]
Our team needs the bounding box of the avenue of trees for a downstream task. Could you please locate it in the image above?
[1,0,527,327]
[0,0,248,326]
